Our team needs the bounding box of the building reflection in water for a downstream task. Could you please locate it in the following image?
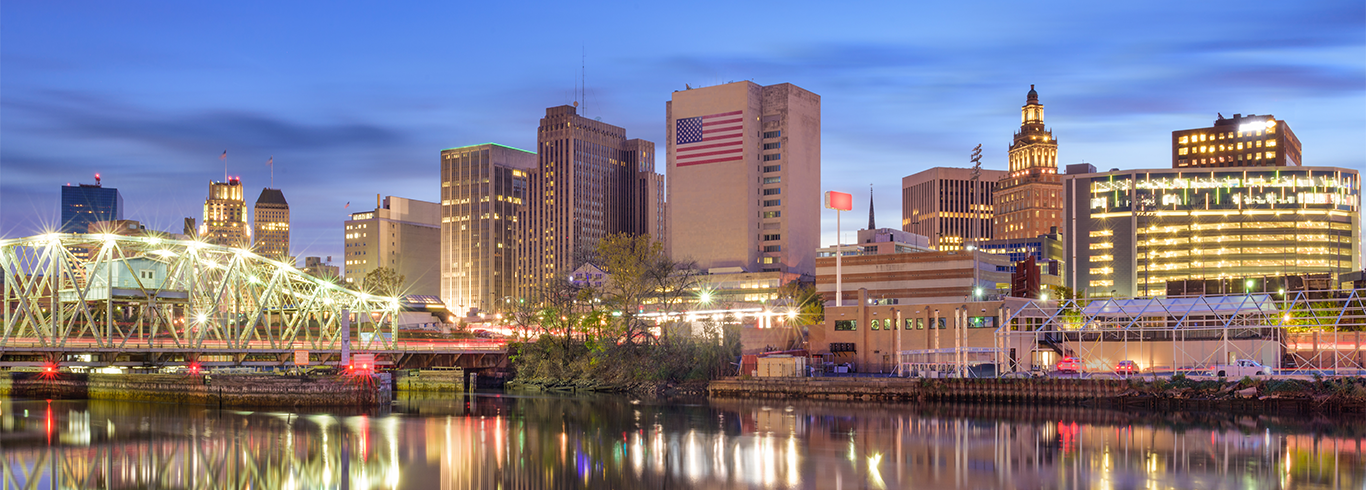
[0,393,1363,489]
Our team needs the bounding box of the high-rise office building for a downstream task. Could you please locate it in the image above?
[626,138,668,246]
[201,178,250,248]
[252,188,290,260]
[666,81,821,276]
[902,167,1006,250]
[440,143,535,315]
[60,176,123,234]
[520,105,664,296]
[1063,164,1359,297]
[1172,113,1301,169]
[344,195,441,297]
[993,85,1063,241]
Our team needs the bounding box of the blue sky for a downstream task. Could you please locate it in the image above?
[3,1,1363,265]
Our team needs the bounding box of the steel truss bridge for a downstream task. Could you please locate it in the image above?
[0,233,504,370]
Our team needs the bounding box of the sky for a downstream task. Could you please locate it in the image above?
[2,1,1363,267]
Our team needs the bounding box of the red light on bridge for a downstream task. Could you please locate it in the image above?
[188,362,201,375]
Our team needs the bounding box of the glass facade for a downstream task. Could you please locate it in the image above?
[1066,167,1359,297]
[60,184,123,233]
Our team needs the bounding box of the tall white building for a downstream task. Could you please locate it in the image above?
[666,81,821,277]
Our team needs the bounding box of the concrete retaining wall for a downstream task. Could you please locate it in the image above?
[710,378,1127,404]
[0,372,390,408]
[394,369,466,392]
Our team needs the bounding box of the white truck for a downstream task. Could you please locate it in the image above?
[1210,359,1272,378]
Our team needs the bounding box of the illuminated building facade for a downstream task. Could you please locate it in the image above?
[521,105,663,297]
[440,143,535,316]
[343,195,440,296]
[200,178,249,248]
[1172,113,1301,168]
[993,85,1063,241]
[252,188,290,260]
[1064,165,1359,297]
[667,81,821,276]
[902,167,1005,250]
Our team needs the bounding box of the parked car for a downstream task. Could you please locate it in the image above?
[1115,360,1139,375]
[1211,359,1272,378]
[1056,357,1083,373]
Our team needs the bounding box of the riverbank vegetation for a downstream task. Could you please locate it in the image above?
[505,233,746,390]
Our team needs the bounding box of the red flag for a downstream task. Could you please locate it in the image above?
[344,202,350,209]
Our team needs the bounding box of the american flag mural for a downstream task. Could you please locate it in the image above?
[675,110,744,167]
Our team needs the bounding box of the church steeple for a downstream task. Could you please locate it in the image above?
[867,184,876,230]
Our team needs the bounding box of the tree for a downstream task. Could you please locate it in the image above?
[775,281,824,350]
[507,277,602,375]
[594,233,697,344]
[360,267,405,297]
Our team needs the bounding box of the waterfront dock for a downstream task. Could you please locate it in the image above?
[709,377,1366,413]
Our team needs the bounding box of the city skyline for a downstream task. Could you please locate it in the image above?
[2,1,1362,264]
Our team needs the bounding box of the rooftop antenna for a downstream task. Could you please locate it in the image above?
[220,150,228,182]
[268,156,274,188]
[581,45,586,117]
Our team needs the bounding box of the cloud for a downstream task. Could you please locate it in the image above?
[6,90,405,154]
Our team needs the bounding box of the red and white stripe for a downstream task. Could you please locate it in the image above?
[677,110,744,167]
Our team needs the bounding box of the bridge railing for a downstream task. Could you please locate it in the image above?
[0,336,507,353]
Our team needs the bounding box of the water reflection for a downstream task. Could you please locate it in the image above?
[0,393,1363,489]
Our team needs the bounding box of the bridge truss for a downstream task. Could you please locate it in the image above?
[0,233,400,363]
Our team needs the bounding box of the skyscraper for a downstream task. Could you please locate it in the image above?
[60,176,123,234]
[252,188,290,260]
[201,178,250,248]
[993,85,1063,241]
[440,143,535,315]
[1171,113,1301,168]
[344,195,441,296]
[520,105,664,296]
[666,81,821,276]
[902,167,1006,250]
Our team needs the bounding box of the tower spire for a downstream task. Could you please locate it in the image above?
[868,184,876,230]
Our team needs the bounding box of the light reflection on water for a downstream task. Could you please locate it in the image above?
[0,393,1363,489]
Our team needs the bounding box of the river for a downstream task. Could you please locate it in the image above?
[0,392,1362,489]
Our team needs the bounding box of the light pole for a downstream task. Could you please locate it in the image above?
[970,145,982,302]
[825,191,853,307]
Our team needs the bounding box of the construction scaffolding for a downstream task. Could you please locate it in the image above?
[994,289,1366,376]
